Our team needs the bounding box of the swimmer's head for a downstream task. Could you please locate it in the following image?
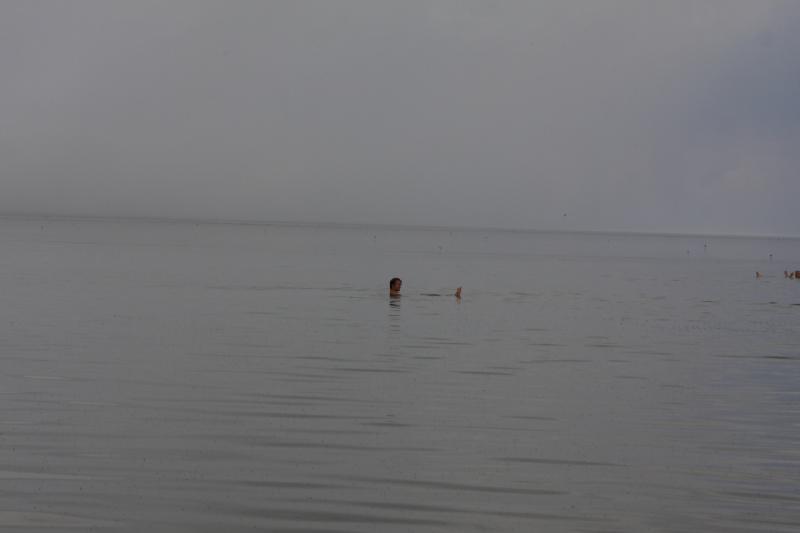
[389,277,402,295]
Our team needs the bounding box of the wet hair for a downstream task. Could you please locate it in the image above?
[389,277,402,290]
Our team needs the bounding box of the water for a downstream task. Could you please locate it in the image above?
[1,218,799,532]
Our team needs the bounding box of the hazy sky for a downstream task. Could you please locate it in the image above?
[2,1,798,235]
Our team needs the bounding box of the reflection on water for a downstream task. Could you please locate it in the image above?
[0,218,799,532]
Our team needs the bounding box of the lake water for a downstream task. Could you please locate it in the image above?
[1,218,799,532]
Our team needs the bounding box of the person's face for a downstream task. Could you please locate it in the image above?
[391,280,402,292]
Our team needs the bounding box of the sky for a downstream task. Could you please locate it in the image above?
[1,1,798,235]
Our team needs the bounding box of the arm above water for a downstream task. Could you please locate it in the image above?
[419,287,462,298]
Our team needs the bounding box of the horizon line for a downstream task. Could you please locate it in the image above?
[1,211,798,241]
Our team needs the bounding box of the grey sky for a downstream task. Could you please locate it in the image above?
[1,1,798,235]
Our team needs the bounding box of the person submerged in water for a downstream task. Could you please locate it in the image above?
[389,277,461,299]
[389,277,403,297]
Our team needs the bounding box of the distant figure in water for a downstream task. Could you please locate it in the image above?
[389,277,402,297]
[389,277,461,299]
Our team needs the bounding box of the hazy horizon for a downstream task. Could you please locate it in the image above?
[2,1,799,235]
[4,210,800,241]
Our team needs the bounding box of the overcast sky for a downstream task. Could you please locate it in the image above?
[1,1,798,235]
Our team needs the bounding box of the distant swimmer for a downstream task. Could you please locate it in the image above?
[389,277,461,299]
[389,277,402,297]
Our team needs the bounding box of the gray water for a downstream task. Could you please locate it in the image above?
[1,218,799,532]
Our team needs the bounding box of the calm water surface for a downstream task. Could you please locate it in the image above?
[1,218,799,532]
